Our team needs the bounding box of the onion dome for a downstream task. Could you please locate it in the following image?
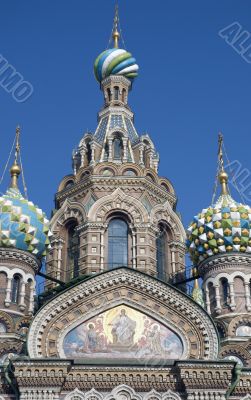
[0,127,51,259]
[93,4,139,83]
[94,48,139,82]
[186,134,251,265]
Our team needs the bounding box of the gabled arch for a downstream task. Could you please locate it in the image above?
[28,268,219,360]
[88,188,149,223]
[49,198,86,234]
[150,201,186,242]
[143,389,162,400]
[105,385,142,400]
[162,391,182,400]
[64,388,85,399]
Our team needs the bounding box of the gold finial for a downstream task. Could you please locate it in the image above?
[218,132,229,195]
[10,126,21,189]
[192,267,199,288]
[112,3,120,48]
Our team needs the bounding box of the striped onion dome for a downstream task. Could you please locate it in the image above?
[94,48,139,82]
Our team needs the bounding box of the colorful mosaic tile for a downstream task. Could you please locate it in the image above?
[0,188,51,258]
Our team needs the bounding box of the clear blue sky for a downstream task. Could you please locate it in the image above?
[0,0,250,230]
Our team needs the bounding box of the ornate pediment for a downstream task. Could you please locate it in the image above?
[28,268,218,360]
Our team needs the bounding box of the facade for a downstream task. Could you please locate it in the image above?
[0,7,251,400]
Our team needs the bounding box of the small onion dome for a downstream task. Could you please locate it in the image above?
[186,192,251,265]
[0,188,51,258]
[94,48,139,82]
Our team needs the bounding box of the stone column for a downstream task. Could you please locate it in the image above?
[80,145,86,167]
[19,280,26,311]
[132,230,136,268]
[108,139,113,162]
[28,281,36,315]
[244,281,251,311]
[100,229,104,271]
[229,281,236,311]
[122,138,128,162]
[139,145,144,167]
[205,285,211,314]
[90,143,95,165]
[5,276,12,307]
[215,285,222,314]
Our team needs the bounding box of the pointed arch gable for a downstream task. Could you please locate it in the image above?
[105,385,142,400]
[50,198,86,234]
[88,188,149,223]
[151,201,186,242]
[28,268,218,361]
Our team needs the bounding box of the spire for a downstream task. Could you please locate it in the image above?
[10,126,21,190]
[191,268,204,307]
[112,3,120,48]
[218,132,229,196]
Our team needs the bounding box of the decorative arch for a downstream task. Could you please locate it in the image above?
[64,388,85,399]
[228,315,251,337]
[144,390,162,400]
[58,175,76,192]
[88,188,149,224]
[0,311,14,332]
[28,268,219,360]
[49,198,86,234]
[162,391,182,400]
[158,178,175,195]
[119,163,142,177]
[150,201,186,242]
[105,385,142,400]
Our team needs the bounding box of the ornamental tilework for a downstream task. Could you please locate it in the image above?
[0,188,51,258]
[186,194,251,264]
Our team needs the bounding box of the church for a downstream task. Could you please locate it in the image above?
[0,5,250,400]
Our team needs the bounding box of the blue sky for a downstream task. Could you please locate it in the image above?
[0,0,251,231]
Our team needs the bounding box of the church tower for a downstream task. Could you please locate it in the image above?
[46,6,186,288]
[187,134,251,367]
[0,128,50,363]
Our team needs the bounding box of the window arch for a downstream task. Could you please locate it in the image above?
[0,322,7,333]
[113,137,122,160]
[107,88,111,102]
[220,278,229,306]
[66,221,80,280]
[156,223,168,280]
[11,275,21,303]
[108,218,128,268]
[114,86,119,100]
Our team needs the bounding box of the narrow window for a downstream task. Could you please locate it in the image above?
[67,223,79,279]
[114,86,119,100]
[156,224,167,280]
[11,275,20,303]
[107,88,111,102]
[114,138,122,159]
[108,219,128,268]
[221,278,229,305]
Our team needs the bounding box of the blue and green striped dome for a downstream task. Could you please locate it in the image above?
[94,48,139,82]
[0,188,51,258]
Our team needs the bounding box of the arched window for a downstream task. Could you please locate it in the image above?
[67,222,79,280]
[0,322,7,333]
[11,275,20,303]
[221,278,229,306]
[156,224,167,280]
[114,138,122,159]
[86,142,92,164]
[108,219,128,268]
[114,86,119,100]
[107,88,111,102]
